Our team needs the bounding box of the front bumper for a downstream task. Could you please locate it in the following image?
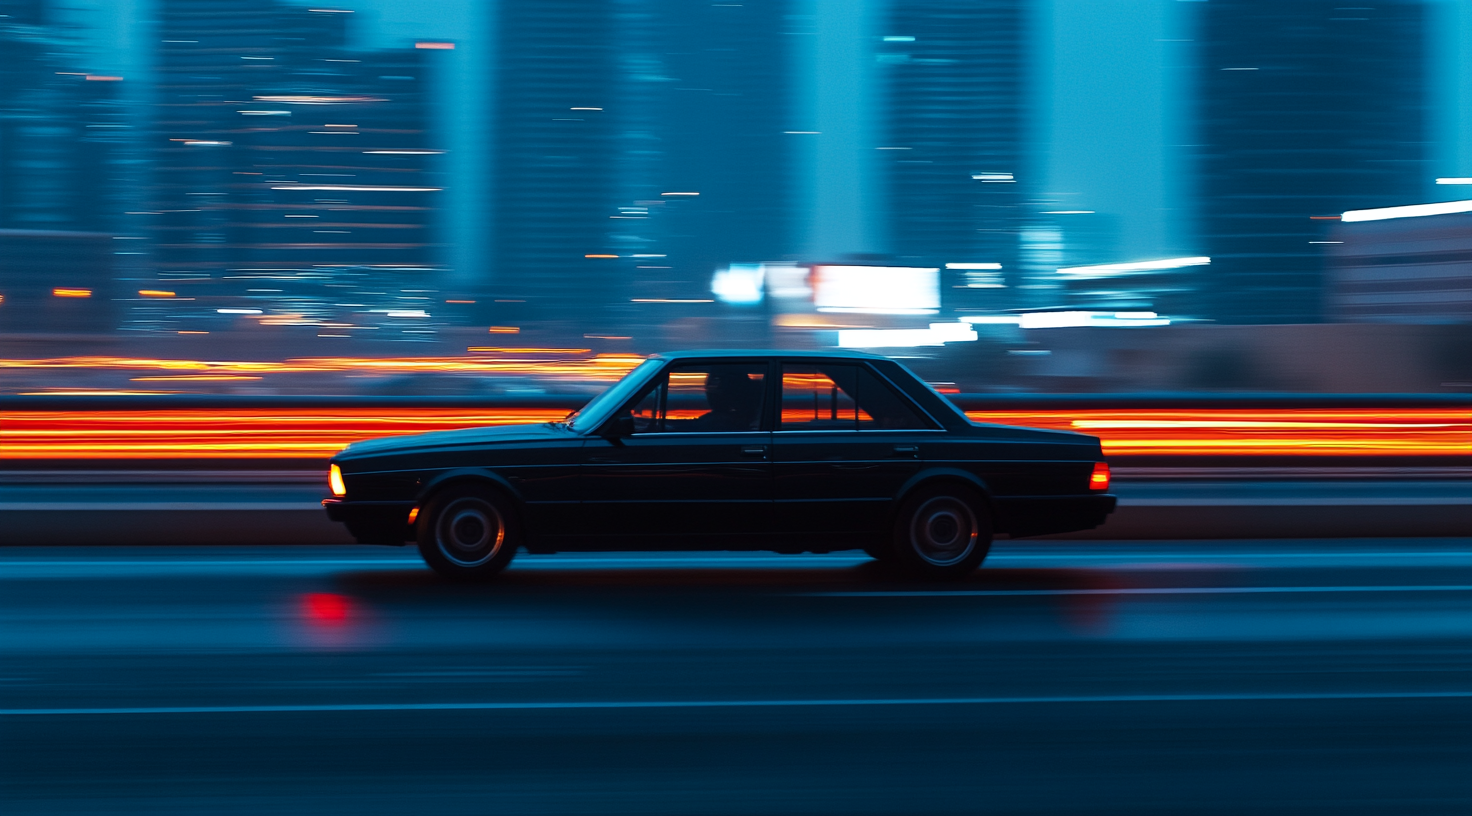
[322,498,416,545]
[992,494,1117,538]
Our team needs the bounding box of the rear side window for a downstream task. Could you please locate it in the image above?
[854,366,930,430]
[779,363,931,431]
[780,365,858,430]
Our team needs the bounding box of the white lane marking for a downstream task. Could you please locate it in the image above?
[5,689,1472,716]
[991,552,1472,560]
[0,556,869,569]
[0,503,322,511]
[1123,498,1472,507]
[0,560,420,567]
[810,585,1472,598]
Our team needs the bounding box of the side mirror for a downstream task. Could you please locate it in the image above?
[603,414,636,438]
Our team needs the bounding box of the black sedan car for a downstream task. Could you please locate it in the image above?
[324,350,1116,580]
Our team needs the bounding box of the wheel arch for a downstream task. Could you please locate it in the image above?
[894,467,995,518]
[417,469,526,515]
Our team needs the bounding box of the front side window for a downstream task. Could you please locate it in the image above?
[780,363,931,431]
[624,363,768,433]
[566,358,663,433]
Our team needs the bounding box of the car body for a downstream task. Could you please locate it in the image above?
[323,350,1116,579]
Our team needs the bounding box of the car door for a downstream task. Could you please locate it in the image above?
[580,360,773,544]
[770,362,934,540]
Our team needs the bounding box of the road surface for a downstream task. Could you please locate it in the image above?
[3,540,1472,814]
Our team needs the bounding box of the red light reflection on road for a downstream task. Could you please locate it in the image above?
[302,592,351,625]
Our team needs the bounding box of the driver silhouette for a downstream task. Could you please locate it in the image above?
[686,370,763,431]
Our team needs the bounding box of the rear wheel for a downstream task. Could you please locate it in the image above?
[890,484,991,580]
[416,485,519,581]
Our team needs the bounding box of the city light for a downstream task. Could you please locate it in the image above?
[1056,257,1210,278]
[812,265,939,315]
[1341,199,1472,222]
[269,185,443,192]
[711,264,765,305]
[959,311,1172,328]
[252,95,386,104]
[837,322,978,348]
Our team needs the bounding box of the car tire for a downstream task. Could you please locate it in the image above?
[890,484,992,580]
[416,485,519,581]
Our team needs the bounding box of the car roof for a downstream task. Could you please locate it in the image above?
[651,348,889,362]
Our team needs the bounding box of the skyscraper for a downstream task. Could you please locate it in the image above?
[876,0,1027,312]
[140,0,446,339]
[0,3,127,336]
[489,0,794,343]
[0,7,126,233]
[1194,0,1427,323]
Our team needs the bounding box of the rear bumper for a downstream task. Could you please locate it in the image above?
[992,494,1117,538]
[322,498,416,545]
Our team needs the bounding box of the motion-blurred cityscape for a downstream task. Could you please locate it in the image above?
[3,0,1472,394]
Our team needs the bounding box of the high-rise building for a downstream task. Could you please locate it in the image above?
[876,0,1028,313]
[0,3,127,337]
[0,7,127,233]
[489,0,794,343]
[139,0,447,340]
[1193,0,1427,323]
[489,0,621,336]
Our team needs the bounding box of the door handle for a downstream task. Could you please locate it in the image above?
[741,446,768,456]
[893,445,919,457]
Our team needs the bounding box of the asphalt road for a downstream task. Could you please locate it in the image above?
[4,541,1472,815]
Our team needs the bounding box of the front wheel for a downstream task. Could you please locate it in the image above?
[890,485,992,580]
[416,486,519,581]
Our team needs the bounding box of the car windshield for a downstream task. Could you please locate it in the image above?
[564,358,664,433]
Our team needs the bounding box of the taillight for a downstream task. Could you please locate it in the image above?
[329,463,347,497]
[1089,461,1110,491]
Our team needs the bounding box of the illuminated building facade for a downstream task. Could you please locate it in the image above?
[0,6,126,234]
[1327,208,1472,323]
[0,3,125,336]
[139,1,447,339]
[876,0,1027,314]
[490,0,794,342]
[1193,0,1427,323]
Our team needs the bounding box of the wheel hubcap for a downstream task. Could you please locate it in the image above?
[910,496,977,566]
[435,498,504,567]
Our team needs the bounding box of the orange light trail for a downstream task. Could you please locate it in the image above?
[0,408,569,460]
[0,354,644,379]
[0,407,1463,462]
[966,409,1472,457]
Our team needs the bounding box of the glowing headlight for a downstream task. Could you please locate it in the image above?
[329,463,347,497]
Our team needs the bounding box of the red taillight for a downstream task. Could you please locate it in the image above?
[1089,461,1110,491]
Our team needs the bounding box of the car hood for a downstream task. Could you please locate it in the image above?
[335,422,576,459]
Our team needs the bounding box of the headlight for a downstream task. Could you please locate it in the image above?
[328,463,347,497]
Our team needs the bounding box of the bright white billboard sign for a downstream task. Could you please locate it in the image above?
[811,265,939,314]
